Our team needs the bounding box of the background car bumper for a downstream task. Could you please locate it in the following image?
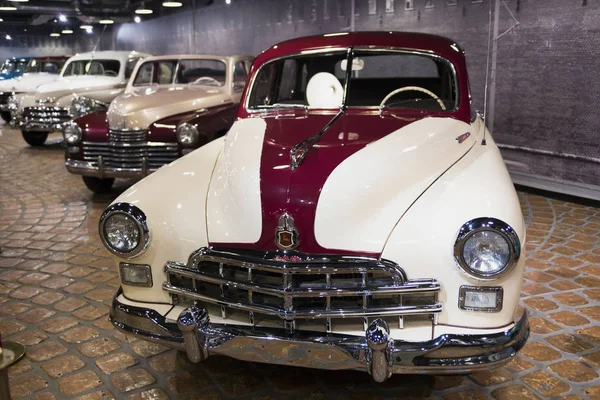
[109,287,529,382]
[66,159,157,179]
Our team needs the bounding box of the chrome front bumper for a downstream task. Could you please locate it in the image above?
[66,158,157,179]
[110,288,529,382]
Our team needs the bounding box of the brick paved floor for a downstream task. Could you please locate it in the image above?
[0,125,599,400]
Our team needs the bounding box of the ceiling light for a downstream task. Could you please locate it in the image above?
[59,14,67,22]
[134,16,141,23]
[225,0,231,3]
[99,19,114,24]
[5,34,11,40]
[50,32,60,37]
[0,6,17,10]
[0,18,3,21]
[135,6,153,14]
[85,27,93,33]
[162,1,182,7]
[80,24,92,29]
[8,0,29,2]
[62,29,73,34]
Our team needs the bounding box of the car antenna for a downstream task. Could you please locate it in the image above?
[290,47,353,170]
[92,25,108,53]
[481,0,493,146]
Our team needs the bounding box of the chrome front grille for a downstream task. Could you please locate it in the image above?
[164,247,442,335]
[82,129,179,170]
[23,106,71,126]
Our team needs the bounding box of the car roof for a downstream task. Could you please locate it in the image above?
[142,54,253,62]
[255,31,464,67]
[67,50,151,62]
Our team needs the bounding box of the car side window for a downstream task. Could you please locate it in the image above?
[125,59,140,79]
[233,61,248,91]
[133,62,154,86]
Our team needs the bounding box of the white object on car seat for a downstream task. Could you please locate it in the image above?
[306,72,343,108]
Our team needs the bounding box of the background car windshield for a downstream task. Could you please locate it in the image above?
[1,59,28,74]
[248,52,347,108]
[342,52,457,110]
[133,59,226,86]
[62,59,121,77]
[25,60,63,74]
[248,51,457,111]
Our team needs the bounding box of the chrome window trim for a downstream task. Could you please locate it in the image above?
[99,202,151,259]
[119,262,153,287]
[453,217,521,281]
[458,285,503,312]
[244,46,460,113]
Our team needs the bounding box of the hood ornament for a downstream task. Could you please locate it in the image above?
[275,212,299,250]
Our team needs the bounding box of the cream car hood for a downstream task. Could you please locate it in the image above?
[34,75,124,101]
[107,85,229,130]
[0,73,59,93]
[206,115,478,254]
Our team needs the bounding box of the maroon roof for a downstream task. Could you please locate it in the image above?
[254,31,465,68]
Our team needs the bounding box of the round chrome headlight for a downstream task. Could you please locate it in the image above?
[99,203,150,258]
[176,123,199,146]
[454,218,520,280]
[63,122,82,145]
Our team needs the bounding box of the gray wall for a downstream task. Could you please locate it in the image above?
[110,0,600,193]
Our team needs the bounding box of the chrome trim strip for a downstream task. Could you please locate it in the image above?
[453,217,521,281]
[66,159,159,179]
[99,202,151,259]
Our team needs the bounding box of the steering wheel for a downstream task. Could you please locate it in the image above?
[379,86,446,111]
[104,70,118,77]
[193,76,221,86]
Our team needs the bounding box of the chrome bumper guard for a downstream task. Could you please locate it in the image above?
[110,288,529,382]
[66,158,156,179]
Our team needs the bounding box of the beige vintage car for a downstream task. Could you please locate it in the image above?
[63,54,253,193]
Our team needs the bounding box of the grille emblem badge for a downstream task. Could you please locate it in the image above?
[275,212,299,250]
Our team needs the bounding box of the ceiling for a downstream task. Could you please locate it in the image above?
[0,0,214,34]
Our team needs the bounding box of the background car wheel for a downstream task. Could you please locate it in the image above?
[82,176,115,193]
[21,130,49,146]
[1,111,12,123]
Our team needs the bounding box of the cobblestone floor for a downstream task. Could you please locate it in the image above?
[0,125,599,400]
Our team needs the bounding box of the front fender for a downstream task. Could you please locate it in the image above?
[111,138,225,303]
[381,137,525,330]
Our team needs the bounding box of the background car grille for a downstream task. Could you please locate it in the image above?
[164,247,442,335]
[82,129,179,170]
[23,106,71,126]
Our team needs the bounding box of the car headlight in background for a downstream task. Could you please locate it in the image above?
[176,123,199,146]
[63,122,82,145]
[7,95,18,112]
[99,202,150,258]
[454,218,520,280]
[72,95,108,118]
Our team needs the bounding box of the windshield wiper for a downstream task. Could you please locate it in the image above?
[289,48,353,171]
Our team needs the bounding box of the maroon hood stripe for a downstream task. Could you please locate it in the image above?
[211,110,426,256]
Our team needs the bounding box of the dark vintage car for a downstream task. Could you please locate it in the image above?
[63,54,253,193]
[101,32,529,381]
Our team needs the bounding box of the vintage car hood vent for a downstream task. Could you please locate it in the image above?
[207,115,475,256]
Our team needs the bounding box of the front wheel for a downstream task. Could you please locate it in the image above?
[22,130,49,146]
[82,176,114,194]
[1,111,11,123]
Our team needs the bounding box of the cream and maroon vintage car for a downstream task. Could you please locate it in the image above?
[63,54,253,193]
[103,32,529,381]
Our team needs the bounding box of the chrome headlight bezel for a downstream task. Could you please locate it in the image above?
[176,122,199,146]
[63,121,82,145]
[7,94,18,111]
[99,202,150,259]
[454,218,521,281]
[72,95,108,118]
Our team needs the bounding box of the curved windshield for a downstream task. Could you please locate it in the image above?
[1,59,28,74]
[62,59,121,77]
[132,58,226,86]
[247,50,457,112]
[25,59,64,74]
